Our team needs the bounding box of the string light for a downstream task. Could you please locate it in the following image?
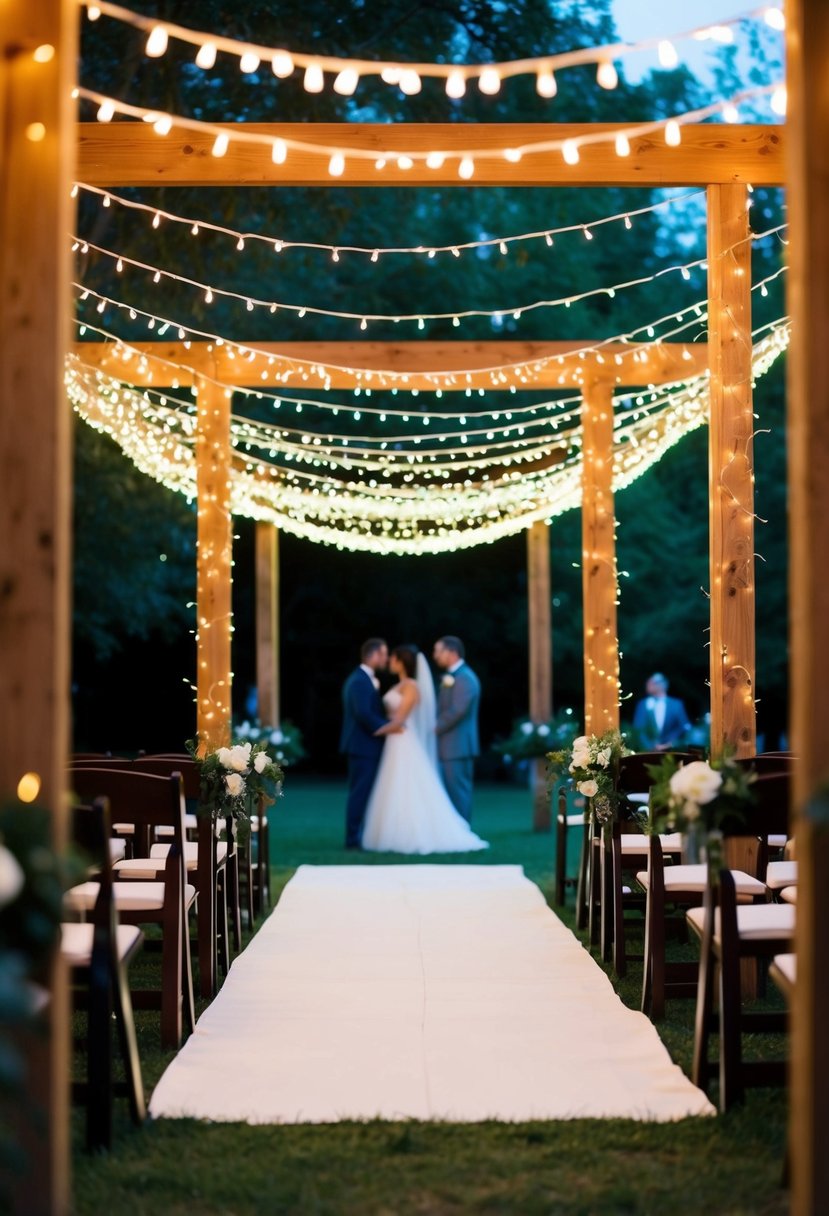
[303,62,324,93]
[195,40,217,69]
[596,60,618,90]
[145,23,168,57]
[657,39,679,68]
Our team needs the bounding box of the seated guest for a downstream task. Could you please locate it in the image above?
[632,673,690,751]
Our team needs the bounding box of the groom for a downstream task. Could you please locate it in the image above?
[340,638,399,849]
[433,635,481,823]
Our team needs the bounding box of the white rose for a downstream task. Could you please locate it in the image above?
[254,752,268,774]
[573,736,589,751]
[0,845,24,909]
[225,772,245,798]
[520,722,534,736]
[571,746,591,768]
[216,747,233,769]
[227,743,252,773]
[669,761,723,806]
[537,724,550,737]
[578,779,599,798]
[597,747,612,768]
[442,675,455,688]
[270,729,284,744]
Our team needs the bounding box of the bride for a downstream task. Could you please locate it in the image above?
[361,644,489,855]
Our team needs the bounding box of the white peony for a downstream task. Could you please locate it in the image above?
[669,761,722,806]
[225,772,245,798]
[597,747,612,768]
[0,845,24,910]
[577,779,599,798]
[216,747,233,769]
[571,747,591,769]
[225,743,252,772]
[253,751,268,774]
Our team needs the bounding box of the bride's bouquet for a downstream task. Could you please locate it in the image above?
[548,729,629,824]
[186,737,284,824]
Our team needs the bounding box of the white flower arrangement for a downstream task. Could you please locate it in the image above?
[187,735,285,822]
[231,720,306,767]
[548,729,629,824]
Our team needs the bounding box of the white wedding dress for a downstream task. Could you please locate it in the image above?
[361,668,488,856]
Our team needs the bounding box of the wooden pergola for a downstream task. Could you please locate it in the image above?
[1,2,827,1212]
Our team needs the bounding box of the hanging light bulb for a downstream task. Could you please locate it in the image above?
[658,40,679,68]
[445,69,466,99]
[770,86,787,116]
[536,67,557,98]
[239,51,260,74]
[764,7,785,30]
[153,114,172,135]
[458,156,475,179]
[195,42,217,69]
[615,132,630,157]
[503,147,522,163]
[272,138,287,164]
[562,140,580,165]
[664,119,681,146]
[271,51,294,77]
[425,152,445,169]
[96,98,115,123]
[333,67,359,95]
[212,131,230,157]
[145,25,169,58]
[304,62,324,92]
[328,152,345,177]
[397,155,414,170]
[381,66,401,85]
[398,69,422,95]
[478,67,501,95]
[722,102,740,123]
[596,60,618,89]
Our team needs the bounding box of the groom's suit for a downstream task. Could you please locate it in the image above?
[340,666,387,848]
[436,662,480,822]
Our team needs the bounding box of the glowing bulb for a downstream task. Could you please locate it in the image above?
[458,156,474,179]
[446,70,466,99]
[397,155,414,170]
[25,122,46,142]
[664,119,681,146]
[304,62,324,92]
[398,69,422,95]
[272,51,294,77]
[328,152,345,177]
[333,68,359,95]
[212,131,229,157]
[658,40,679,68]
[425,152,445,169]
[478,67,501,95]
[503,147,522,163]
[380,67,401,85]
[195,41,217,69]
[722,102,739,123]
[272,138,287,164]
[596,60,618,89]
[86,5,101,18]
[33,44,55,63]
[562,140,580,165]
[17,772,41,803]
[145,25,169,58]
[764,7,785,30]
[536,67,557,98]
[770,86,787,116]
[153,114,173,135]
[96,99,115,122]
[239,51,260,74]
[614,133,631,158]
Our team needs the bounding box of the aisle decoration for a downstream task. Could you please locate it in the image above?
[548,729,629,827]
[234,719,306,767]
[186,738,284,825]
[494,709,579,763]
[646,753,755,865]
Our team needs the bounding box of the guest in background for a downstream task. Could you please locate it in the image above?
[632,673,690,752]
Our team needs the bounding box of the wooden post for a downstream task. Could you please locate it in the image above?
[0,2,76,1212]
[581,381,620,736]
[527,521,553,830]
[706,184,756,759]
[255,522,280,727]
[786,3,829,1212]
[195,376,233,752]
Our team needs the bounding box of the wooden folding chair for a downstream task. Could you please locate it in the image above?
[555,780,587,908]
[66,769,196,1048]
[64,796,146,1150]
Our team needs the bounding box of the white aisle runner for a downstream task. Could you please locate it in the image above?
[150,865,715,1123]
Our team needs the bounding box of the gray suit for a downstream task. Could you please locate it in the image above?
[435,663,480,822]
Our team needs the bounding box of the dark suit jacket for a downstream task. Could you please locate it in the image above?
[632,695,690,748]
[340,668,386,758]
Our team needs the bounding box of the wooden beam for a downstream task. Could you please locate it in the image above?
[195,375,233,751]
[74,340,709,391]
[527,520,553,831]
[77,122,785,188]
[255,522,280,728]
[785,3,829,1213]
[0,3,75,1212]
[706,184,755,759]
[580,381,620,736]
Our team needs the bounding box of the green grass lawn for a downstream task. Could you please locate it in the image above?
[72,777,788,1216]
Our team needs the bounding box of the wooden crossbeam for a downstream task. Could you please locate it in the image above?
[73,339,708,391]
[77,122,785,188]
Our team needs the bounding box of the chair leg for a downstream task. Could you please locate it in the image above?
[259,817,271,911]
[111,958,146,1126]
[575,822,590,930]
[554,809,566,907]
[588,838,601,947]
[160,910,183,1049]
[600,839,613,964]
[611,841,626,977]
[641,892,654,1016]
[243,840,255,928]
[719,949,745,1111]
[197,880,217,1000]
[227,849,242,949]
[692,916,716,1092]
[86,953,113,1151]
[182,902,196,1034]
[217,870,231,975]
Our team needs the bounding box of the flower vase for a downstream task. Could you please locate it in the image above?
[682,822,702,865]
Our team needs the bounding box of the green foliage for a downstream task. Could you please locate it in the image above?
[234,720,307,767]
[548,729,629,821]
[185,738,285,821]
[493,708,579,761]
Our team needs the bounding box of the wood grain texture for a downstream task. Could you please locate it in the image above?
[706,184,756,759]
[580,381,620,736]
[0,2,76,1211]
[785,2,829,1212]
[255,523,280,729]
[76,122,785,188]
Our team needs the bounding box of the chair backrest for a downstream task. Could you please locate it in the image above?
[69,769,187,860]
[69,757,134,770]
[70,796,116,926]
[735,754,797,774]
[618,752,695,795]
[133,757,201,801]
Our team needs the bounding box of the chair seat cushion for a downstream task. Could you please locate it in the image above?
[150,841,228,868]
[108,838,127,864]
[67,880,165,913]
[766,860,798,891]
[768,834,788,849]
[780,886,797,905]
[249,815,268,830]
[687,902,795,942]
[155,814,199,838]
[772,952,796,986]
[636,865,766,897]
[60,921,142,967]
[626,792,650,805]
[562,813,585,827]
[620,832,682,856]
[113,823,135,836]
